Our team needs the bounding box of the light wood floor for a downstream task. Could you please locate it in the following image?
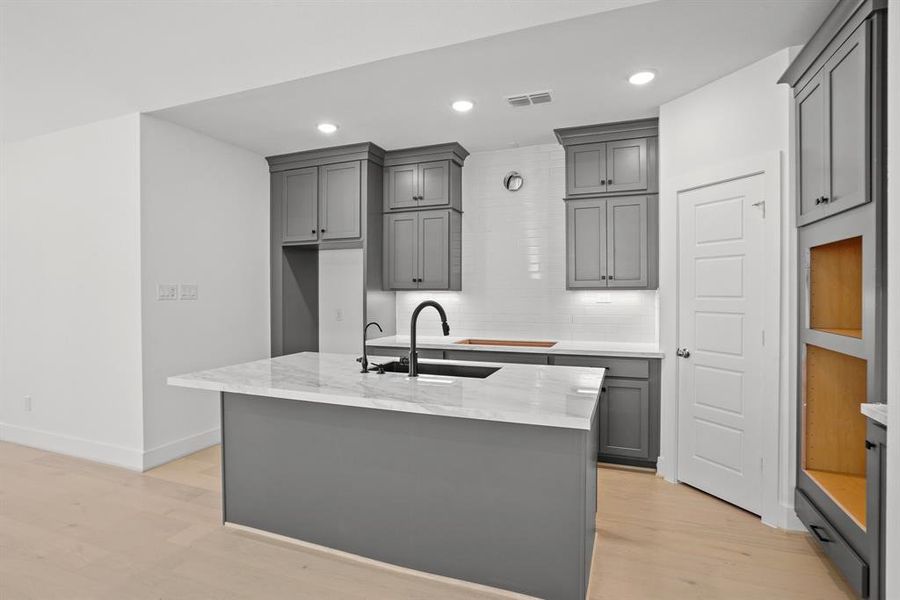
[0,442,855,599]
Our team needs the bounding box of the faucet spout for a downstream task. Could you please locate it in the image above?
[409,300,450,377]
[358,321,383,373]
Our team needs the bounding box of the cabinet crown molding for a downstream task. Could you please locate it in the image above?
[554,118,658,147]
[266,142,386,172]
[383,142,470,168]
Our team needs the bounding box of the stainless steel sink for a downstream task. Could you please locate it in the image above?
[377,360,499,379]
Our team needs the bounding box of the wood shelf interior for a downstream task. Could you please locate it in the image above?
[804,344,868,529]
[809,236,862,339]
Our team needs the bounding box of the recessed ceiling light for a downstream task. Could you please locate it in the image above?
[317,122,338,134]
[628,71,656,86]
[451,100,474,113]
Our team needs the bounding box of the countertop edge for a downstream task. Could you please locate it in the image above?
[167,375,599,432]
[860,403,888,427]
[365,338,665,359]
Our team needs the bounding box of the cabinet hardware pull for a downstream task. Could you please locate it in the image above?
[320,228,326,232]
[311,229,316,233]
[822,196,829,203]
[607,179,613,185]
[809,525,831,543]
[866,440,876,450]
[600,275,606,280]
[609,275,615,280]
[601,387,607,393]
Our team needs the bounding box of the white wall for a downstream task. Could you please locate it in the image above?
[395,144,659,342]
[885,1,899,595]
[319,249,365,354]
[139,115,270,469]
[0,114,145,469]
[658,50,795,526]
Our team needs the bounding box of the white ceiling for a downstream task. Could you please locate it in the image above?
[150,0,835,156]
[0,0,654,142]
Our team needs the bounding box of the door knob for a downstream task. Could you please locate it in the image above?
[676,348,691,358]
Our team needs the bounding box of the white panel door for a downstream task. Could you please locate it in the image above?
[677,174,765,515]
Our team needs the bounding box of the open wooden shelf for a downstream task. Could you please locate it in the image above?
[809,237,862,339]
[805,470,867,530]
[804,344,868,529]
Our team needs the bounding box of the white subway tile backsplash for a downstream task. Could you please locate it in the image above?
[396,144,658,343]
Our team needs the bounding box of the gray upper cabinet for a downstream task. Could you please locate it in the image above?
[557,120,657,199]
[385,212,419,289]
[319,161,361,241]
[566,143,608,196]
[599,378,651,461]
[607,197,648,287]
[384,209,461,291]
[606,138,648,193]
[566,196,655,290]
[386,164,419,210]
[282,167,318,243]
[384,144,468,211]
[417,161,451,207]
[418,210,450,288]
[567,198,607,288]
[795,21,871,226]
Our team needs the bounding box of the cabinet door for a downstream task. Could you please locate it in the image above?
[606,196,648,287]
[319,161,361,240]
[566,143,607,196]
[282,167,318,243]
[825,25,868,214]
[384,213,419,290]
[386,164,419,210]
[797,75,828,222]
[605,138,648,193]
[599,378,650,461]
[417,161,451,207]
[418,210,450,290]
[566,199,607,288]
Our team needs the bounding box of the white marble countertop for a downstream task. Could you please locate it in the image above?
[366,335,664,359]
[861,403,888,427]
[168,352,603,430]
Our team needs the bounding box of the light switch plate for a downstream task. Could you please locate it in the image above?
[179,284,199,301]
[157,284,178,301]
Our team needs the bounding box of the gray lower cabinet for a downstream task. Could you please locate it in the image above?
[796,21,871,226]
[279,161,362,244]
[384,210,461,291]
[599,378,650,461]
[866,419,886,600]
[566,195,656,289]
[366,344,661,468]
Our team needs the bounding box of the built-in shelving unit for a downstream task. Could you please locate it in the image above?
[782,0,888,597]
[803,344,868,528]
[809,237,863,339]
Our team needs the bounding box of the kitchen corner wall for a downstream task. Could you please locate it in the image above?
[395,144,659,342]
[140,115,270,469]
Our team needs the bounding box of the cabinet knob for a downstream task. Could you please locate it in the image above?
[607,179,613,185]
[600,275,607,280]
[320,228,326,232]
[609,275,615,280]
[311,229,316,234]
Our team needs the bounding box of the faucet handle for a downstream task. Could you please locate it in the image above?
[400,355,410,367]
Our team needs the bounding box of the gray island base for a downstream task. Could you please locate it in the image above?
[170,353,602,600]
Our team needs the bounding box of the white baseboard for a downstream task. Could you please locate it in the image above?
[0,422,143,471]
[141,427,220,471]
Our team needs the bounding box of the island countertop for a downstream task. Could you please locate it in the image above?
[168,352,603,430]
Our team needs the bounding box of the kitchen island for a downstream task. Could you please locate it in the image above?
[169,352,603,600]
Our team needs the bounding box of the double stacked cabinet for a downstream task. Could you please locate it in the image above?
[382,144,467,291]
[780,1,887,597]
[555,119,659,290]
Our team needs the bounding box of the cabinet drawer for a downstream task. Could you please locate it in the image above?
[443,350,548,365]
[550,355,649,379]
[795,490,869,597]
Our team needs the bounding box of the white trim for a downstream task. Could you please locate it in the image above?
[141,427,221,471]
[224,522,536,599]
[662,151,787,528]
[0,421,143,471]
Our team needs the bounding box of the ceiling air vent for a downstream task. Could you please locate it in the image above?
[505,90,553,107]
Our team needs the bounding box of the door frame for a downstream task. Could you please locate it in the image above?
[660,151,792,528]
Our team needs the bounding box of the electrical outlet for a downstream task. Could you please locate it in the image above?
[179,284,199,301]
[23,395,32,412]
[157,284,178,301]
